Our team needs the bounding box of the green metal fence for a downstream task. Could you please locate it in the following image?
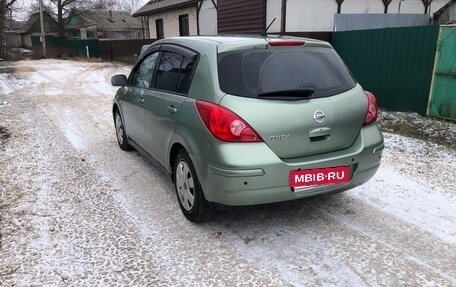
[332,25,439,115]
[31,36,100,58]
[428,26,456,121]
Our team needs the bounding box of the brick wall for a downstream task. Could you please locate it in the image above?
[147,7,198,39]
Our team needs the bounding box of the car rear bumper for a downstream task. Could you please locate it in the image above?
[191,123,384,206]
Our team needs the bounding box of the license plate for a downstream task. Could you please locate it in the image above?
[289,166,350,188]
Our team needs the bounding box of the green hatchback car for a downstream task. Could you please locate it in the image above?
[111,36,384,222]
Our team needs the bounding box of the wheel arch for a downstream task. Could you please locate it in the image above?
[169,143,186,178]
[112,103,120,119]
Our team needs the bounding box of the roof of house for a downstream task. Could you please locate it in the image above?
[133,0,197,17]
[20,11,57,34]
[65,9,142,31]
[20,13,40,33]
[4,18,25,31]
[434,0,456,17]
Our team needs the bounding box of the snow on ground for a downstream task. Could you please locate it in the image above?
[0,69,19,106]
[352,132,456,244]
[0,74,17,95]
[0,59,455,286]
[379,110,455,148]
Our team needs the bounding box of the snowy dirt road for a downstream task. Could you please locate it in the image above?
[0,59,455,286]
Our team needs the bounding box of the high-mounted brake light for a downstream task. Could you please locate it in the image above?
[267,39,305,47]
[363,91,378,126]
[195,100,262,142]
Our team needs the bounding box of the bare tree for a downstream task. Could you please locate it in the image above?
[382,0,393,13]
[0,0,18,59]
[421,0,433,14]
[335,0,344,14]
[50,0,79,36]
[112,0,145,14]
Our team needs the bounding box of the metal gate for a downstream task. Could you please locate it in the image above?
[427,25,456,121]
[332,25,439,115]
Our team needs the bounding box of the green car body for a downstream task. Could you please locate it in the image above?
[112,36,384,222]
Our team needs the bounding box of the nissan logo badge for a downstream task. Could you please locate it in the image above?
[313,110,325,123]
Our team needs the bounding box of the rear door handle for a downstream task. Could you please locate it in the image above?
[167,106,178,113]
[138,97,145,104]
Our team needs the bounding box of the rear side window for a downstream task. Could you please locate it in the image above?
[156,52,183,92]
[155,51,196,94]
[218,47,356,99]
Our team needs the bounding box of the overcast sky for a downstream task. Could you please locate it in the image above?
[12,0,149,21]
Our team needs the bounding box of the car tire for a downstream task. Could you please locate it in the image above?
[114,109,133,151]
[174,150,212,222]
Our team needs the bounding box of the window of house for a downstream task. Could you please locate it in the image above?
[155,51,196,94]
[87,30,95,38]
[179,14,189,36]
[130,52,159,88]
[156,19,164,39]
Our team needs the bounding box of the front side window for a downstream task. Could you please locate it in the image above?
[179,14,189,36]
[130,52,159,88]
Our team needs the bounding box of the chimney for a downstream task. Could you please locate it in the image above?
[109,10,113,22]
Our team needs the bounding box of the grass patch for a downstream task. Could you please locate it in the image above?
[378,111,455,150]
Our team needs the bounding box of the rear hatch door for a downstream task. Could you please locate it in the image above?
[219,87,366,159]
[217,44,366,159]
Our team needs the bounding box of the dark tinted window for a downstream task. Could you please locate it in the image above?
[179,14,189,36]
[130,52,159,88]
[155,51,196,94]
[218,47,356,99]
[177,56,195,94]
[156,19,164,39]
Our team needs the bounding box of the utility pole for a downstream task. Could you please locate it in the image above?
[39,0,47,58]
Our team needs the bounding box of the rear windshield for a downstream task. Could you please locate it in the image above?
[218,46,356,99]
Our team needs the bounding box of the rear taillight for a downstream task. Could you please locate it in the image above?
[195,100,262,142]
[363,91,378,126]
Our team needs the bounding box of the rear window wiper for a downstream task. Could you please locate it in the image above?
[257,88,314,98]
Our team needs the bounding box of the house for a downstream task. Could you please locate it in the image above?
[135,0,453,39]
[133,0,217,39]
[65,9,144,40]
[236,0,453,33]
[18,11,59,49]
[433,0,456,24]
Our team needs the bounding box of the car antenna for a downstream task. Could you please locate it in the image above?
[261,18,276,37]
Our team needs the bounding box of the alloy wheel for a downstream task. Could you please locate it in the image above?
[115,113,124,145]
[175,161,195,211]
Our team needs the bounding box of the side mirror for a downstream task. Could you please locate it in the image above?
[111,74,127,87]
